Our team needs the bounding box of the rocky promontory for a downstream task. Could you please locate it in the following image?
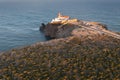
[40,19,120,40]
[0,18,120,79]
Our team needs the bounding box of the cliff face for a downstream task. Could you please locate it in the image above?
[44,23,79,38]
[40,19,108,39]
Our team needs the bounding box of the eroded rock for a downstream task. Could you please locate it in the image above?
[40,19,108,39]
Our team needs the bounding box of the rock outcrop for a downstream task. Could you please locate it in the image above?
[40,18,120,40]
[40,19,111,39]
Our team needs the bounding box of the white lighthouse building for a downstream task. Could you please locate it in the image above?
[51,13,70,23]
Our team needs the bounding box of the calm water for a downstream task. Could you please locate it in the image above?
[0,1,120,51]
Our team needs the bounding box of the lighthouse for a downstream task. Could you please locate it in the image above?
[51,13,70,23]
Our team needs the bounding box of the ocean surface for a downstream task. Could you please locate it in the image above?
[0,1,120,51]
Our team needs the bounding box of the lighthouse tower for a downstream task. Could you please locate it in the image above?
[51,12,70,23]
[58,12,62,18]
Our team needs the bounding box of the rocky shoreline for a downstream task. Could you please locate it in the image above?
[0,19,120,79]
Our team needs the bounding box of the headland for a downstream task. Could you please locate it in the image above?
[0,13,120,79]
[40,13,120,40]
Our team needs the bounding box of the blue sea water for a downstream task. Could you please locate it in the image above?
[0,1,120,51]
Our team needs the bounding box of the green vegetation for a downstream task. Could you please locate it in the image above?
[0,35,120,80]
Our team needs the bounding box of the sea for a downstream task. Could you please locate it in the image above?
[0,1,120,51]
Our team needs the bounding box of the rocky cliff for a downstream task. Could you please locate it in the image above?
[40,19,109,39]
